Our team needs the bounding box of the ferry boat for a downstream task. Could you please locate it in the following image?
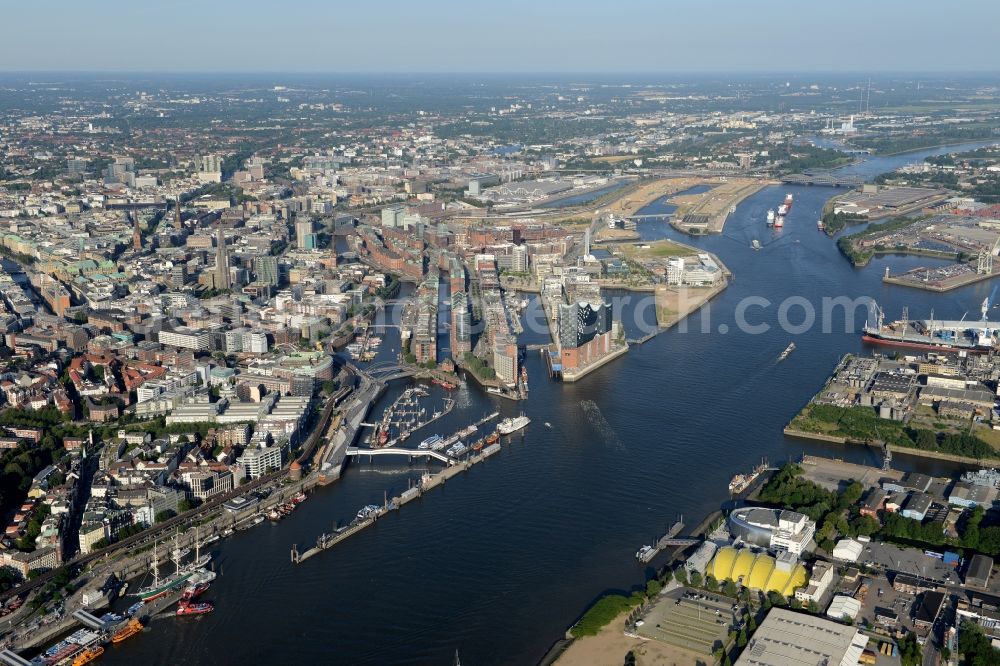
[497,414,531,436]
[447,441,468,457]
[862,301,999,353]
[773,215,784,228]
[766,209,775,225]
[356,504,381,521]
[635,545,655,562]
[176,601,213,616]
[72,646,104,666]
[418,434,443,450]
[112,618,144,643]
[729,460,768,494]
[778,342,795,361]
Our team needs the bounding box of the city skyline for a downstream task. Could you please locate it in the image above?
[4,0,1000,73]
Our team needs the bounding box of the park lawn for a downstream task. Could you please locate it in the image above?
[618,240,694,259]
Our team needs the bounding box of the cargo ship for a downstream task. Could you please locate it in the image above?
[497,414,531,436]
[862,301,999,353]
[729,459,768,495]
[112,618,144,643]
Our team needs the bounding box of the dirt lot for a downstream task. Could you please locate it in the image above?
[556,611,703,666]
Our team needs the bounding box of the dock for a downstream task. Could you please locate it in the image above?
[292,442,504,564]
[637,518,698,563]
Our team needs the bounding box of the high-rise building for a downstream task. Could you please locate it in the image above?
[199,154,222,173]
[558,301,613,370]
[66,158,88,175]
[381,205,406,228]
[253,255,280,286]
[215,228,230,290]
[171,264,187,289]
[295,219,316,249]
[512,244,528,273]
[197,154,223,183]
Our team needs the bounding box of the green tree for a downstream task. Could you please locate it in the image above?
[674,568,688,585]
[689,571,702,588]
[737,629,747,648]
[899,631,923,666]
[645,579,662,598]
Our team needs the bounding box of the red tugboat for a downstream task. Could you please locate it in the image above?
[176,601,214,616]
[291,492,307,505]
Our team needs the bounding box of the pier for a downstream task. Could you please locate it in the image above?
[292,442,504,564]
[637,518,698,563]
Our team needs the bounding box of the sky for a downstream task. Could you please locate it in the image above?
[3,0,999,73]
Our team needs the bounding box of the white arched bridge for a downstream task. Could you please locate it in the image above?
[347,446,452,464]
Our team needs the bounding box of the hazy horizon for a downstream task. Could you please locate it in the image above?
[5,0,1000,73]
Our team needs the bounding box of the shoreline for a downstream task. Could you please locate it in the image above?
[783,427,1000,467]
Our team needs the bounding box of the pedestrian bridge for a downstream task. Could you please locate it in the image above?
[347,447,452,464]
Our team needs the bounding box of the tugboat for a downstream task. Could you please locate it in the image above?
[751,239,761,250]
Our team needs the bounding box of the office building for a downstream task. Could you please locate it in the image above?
[254,255,280,286]
[295,219,317,249]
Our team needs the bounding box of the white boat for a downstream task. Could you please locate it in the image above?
[497,414,531,436]
[418,434,442,450]
[778,342,796,361]
[751,239,761,250]
[774,215,784,228]
[777,204,788,216]
[766,209,775,225]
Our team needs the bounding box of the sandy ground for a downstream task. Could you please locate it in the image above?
[669,179,767,232]
[556,613,704,666]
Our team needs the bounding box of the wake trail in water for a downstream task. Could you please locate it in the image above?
[580,399,625,452]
